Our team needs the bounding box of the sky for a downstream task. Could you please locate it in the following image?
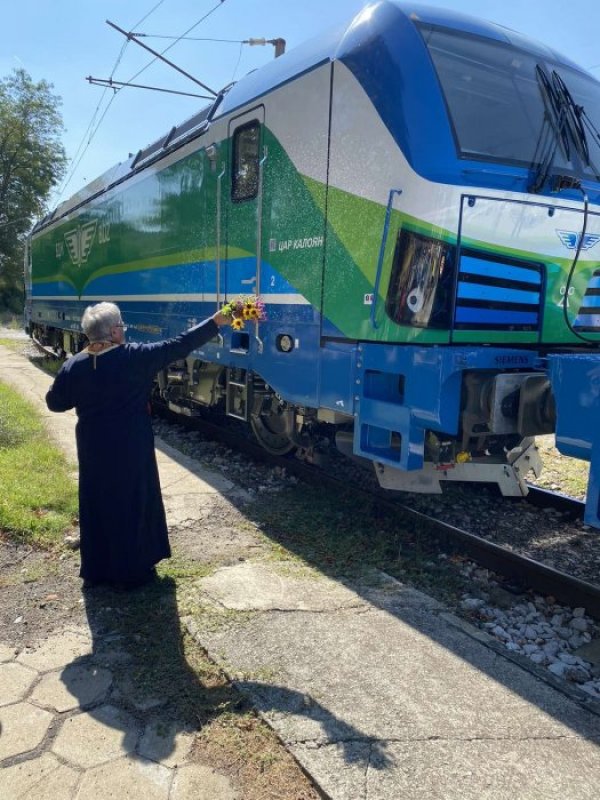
[2,0,600,210]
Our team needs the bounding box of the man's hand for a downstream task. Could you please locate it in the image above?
[212,311,232,327]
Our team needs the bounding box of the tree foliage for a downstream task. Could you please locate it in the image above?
[0,69,67,312]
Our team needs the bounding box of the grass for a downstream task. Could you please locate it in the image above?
[0,313,23,329]
[532,434,589,500]
[0,380,78,547]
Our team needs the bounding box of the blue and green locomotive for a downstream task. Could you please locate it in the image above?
[26,1,600,526]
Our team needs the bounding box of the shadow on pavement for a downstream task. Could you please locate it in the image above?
[61,573,387,772]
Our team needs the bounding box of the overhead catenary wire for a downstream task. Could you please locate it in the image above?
[53,0,228,207]
[124,1,227,88]
[52,40,128,204]
[133,0,169,30]
[131,32,287,56]
[52,0,169,206]
[231,42,244,83]
[131,34,246,42]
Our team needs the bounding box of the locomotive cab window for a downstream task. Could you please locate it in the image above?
[417,22,600,177]
[232,122,260,202]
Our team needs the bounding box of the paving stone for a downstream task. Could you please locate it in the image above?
[52,704,139,768]
[110,673,166,712]
[0,643,18,663]
[0,701,54,760]
[17,628,92,672]
[138,720,194,768]
[0,661,38,706]
[1,752,79,799]
[75,755,171,799]
[31,663,112,712]
[170,763,239,800]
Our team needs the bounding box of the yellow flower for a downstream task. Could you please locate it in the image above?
[242,307,253,320]
[248,307,260,320]
[232,317,244,331]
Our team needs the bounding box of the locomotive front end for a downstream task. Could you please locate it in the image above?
[330,2,600,525]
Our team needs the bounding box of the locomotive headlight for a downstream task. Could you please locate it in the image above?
[385,229,454,328]
[277,334,294,353]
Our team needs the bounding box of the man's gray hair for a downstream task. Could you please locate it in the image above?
[81,302,122,343]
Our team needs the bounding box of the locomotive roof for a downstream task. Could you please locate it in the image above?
[37,0,587,231]
[215,0,583,118]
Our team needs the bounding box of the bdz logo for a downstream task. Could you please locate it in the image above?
[556,230,600,251]
[64,221,97,266]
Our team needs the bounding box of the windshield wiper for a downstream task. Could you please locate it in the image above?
[529,65,570,193]
[552,70,600,182]
[551,70,590,163]
[530,65,600,192]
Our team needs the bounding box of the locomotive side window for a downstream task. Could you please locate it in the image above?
[232,122,260,202]
[385,230,454,328]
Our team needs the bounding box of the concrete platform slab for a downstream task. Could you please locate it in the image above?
[290,737,600,800]
[156,440,236,496]
[52,704,139,767]
[0,701,54,760]
[31,663,112,712]
[0,661,38,706]
[364,738,600,800]
[1,752,80,800]
[17,628,92,673]
[170,763,239,800]
[198,560,369,612]
[190,564,600,800]
[75,756,171,800]
[138,720,194,768]
[0,643,18,663]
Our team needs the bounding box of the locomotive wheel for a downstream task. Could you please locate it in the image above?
[250,405,296,455]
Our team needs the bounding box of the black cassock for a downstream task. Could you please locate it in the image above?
[46,319,218,585]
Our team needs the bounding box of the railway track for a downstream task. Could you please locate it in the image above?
[152,401,600,620]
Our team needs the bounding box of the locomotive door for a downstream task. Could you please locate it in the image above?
[225,106,266,348]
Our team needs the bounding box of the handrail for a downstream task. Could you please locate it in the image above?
[215,162,226,348]
[370,188,402,329]
[254,146,268,354]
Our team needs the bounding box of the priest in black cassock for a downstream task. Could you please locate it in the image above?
[46,302,231,590]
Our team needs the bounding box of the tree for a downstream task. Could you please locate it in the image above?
[0,68,67,313]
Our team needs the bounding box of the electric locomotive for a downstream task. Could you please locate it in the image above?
[25,1,600,527]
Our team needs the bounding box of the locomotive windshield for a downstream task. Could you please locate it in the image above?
[418,23,600,181]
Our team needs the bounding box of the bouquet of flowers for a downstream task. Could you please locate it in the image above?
[221,295,267,330]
